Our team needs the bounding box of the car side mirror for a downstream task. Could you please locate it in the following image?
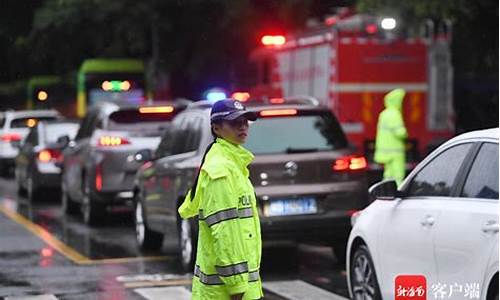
[134,149,153,163]
[368,179,400,201]
[57,135,71,149]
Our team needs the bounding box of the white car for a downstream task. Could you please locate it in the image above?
[0,110,61,175]
[347,128,499,300]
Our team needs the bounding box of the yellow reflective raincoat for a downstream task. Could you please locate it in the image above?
[374,88,408,185]
[179,138,263,300]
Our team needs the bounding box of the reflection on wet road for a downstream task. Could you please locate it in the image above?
[0,176,349,299]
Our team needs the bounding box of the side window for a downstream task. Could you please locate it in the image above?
[171,116,190,155]
[75,111,98,140]
[461,143,499,200]
[406,143,472,197]
[75,115,90,140]
[184,117,202,153]
[23,128,38,148]
[0,115,5,128]
[156,126,174,158]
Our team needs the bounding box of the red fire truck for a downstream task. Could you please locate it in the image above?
[235,12,454,170]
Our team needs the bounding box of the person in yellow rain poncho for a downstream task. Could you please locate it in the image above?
[179,99,263,300]
[374,88,408,186]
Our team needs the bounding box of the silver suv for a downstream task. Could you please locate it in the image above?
[60,101,185,225]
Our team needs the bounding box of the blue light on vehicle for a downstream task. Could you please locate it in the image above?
[205,88,227,102]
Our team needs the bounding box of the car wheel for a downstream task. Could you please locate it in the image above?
[135,197,163,250]
[26,175,39,202]
[350,245,382,300]
[81,178,103,226]
[179,217,197,272]
[61,181,78,215]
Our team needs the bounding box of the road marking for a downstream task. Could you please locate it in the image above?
[263,280,349,300]
[0,203,170,265]
[134,286,191,300]
[125,278,193,289]
[120,273,350,300]
[117,273,193,289]
[5,295,58,300]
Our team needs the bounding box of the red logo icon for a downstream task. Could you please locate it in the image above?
[395,275,427,300]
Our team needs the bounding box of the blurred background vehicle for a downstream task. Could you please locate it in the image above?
[346,127,499,300]
[0,109,61,176]
[133,98,369,271]
[60,100,186,225]
[26,76,75,118]
[14,120,79,202]
[76,58,149,118]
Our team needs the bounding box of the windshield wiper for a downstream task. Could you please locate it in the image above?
[286,147,319,153]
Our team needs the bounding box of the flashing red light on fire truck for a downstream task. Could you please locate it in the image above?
[261,35,286,46]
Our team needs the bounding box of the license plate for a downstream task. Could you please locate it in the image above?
[264,198,317,217]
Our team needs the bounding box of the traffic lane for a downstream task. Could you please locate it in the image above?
[0,176,349,299]
[0,175,179,262]
[0,176,183,299]
[0,202,163,300]
[262,244,348,296]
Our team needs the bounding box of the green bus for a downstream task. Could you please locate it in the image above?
[77,59,149,118]
[27,76,75,117]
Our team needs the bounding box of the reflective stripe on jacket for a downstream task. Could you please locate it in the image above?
[179,138,263,300]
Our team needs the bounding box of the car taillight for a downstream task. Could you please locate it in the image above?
[95,164,102,191]
[1,133,21,142]
[97,136,131,147]
[37,149,62,163]
[333,156,367,171]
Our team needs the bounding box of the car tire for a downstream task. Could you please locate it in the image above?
[61,181,78,215]
[179,217,198,272]
[81,177,103,226]
[135,196,164,250]
[350,245,382,300]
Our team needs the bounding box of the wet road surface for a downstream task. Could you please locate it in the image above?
[0,176,349,299]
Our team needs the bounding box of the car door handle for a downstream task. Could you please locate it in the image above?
[420,215,435,227]
[482,220,499,233]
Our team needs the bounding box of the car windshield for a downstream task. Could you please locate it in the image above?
[244,113,347,154]
[108,109,172,136]
[10,116,58,128]
[44,123,79,144]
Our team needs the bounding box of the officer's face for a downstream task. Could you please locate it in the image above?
[214,116,250,145]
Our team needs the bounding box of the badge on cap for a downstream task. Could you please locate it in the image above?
[234,101,244,110]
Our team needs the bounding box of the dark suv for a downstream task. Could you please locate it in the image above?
[133,99,369,269]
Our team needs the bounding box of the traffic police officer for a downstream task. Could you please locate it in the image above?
[374,88,408,186]
[179,99,262,300]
